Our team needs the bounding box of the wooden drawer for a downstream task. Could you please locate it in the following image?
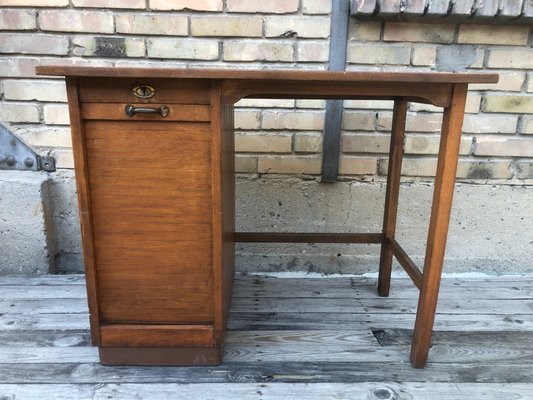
[81,103,210,122]
[77,77,211,104]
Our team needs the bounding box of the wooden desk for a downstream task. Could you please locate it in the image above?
[36,66,498,368]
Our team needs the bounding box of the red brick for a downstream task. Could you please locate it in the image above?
[191,16,262,37]
[258,156,322,174]
[474,136,533,157]
[0,0,67,5]
[384,22,455,43]
[342,111,376,131]
[0,57,39,78]
[262,111,324,130]
[0,10,36,30]
[0,34,68,55]
[235,155,258,173]
[458,25,529,46]
[147,38,219,60]
[18,126,71,148]
[227,0,299,14]
[3,79,67,102]
[265,16,330,38]
[484,95,533,114]
[224,41,294,62]
[470,72,525,92]
[39,10,114,33]
[347,44,411,65]
[51,149,74,169]
[0,102,40,123]
[294,133,323,153]
[150,0,223,11]
[73,0,145,8]
[488,49,533,69]
[338,157,377,175]
[349,21,381,41]
[462,115,518,134]
[235,133,292,153]
[43,103,69,125]
[342,134,390,153]
[297,42,329,62]
[116,13,188,36]
[457,161,512,179]
[302,0,331,14]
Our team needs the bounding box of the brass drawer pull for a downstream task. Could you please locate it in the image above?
[125,104,169,117]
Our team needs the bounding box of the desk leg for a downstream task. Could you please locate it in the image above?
[410,84,468,368]
[378,99,407,297]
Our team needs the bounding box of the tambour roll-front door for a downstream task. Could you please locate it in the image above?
[79,78,214,325]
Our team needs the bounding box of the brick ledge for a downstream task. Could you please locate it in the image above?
[351,0,533,24]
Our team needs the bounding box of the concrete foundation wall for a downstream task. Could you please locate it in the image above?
[2,172,531,275]
[0,171,54,274]
[46,170,83,274]
[235,176,533,275]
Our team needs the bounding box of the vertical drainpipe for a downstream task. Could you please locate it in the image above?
[321,0,350,183]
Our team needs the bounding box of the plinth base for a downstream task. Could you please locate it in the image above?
[99,346,222,366]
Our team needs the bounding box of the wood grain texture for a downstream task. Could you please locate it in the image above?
[222,80,456,107]
[99,346,222,366]
[390,239,423,289]
[100,324,214,347]
[2,361,532,383]
[2,273,533,391]
[228,297,533,314]
[378,99,407,297]
[65,77,101,346]
[36,66,498,84]
[1,383,533,400]
[411,83,469,368]
[84,119,214,325]
[210,82,237,348]
[0,299,88,314]
[232,276,533,300]
[76,77,210,104]
[235,232,383,243]
[0,275,86,285]
[210,81,224,348]
[221,100,236,337]
[37,66,498,109]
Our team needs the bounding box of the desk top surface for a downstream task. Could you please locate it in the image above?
[36,65,498,84]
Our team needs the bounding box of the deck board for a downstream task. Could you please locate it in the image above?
[1,383,533,400]
[0,273,532,398]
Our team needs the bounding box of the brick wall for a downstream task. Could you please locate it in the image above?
[0,0,532,182]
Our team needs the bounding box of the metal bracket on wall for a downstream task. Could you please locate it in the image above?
[321,0,350,183]
[0,123,56,172]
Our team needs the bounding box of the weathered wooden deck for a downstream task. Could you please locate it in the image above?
[0,273,532,399]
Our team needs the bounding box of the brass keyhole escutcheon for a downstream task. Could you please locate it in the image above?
[132,84,156,99]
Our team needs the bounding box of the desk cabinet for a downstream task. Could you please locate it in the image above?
[36,66,497,368]
[61,76,235,364]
